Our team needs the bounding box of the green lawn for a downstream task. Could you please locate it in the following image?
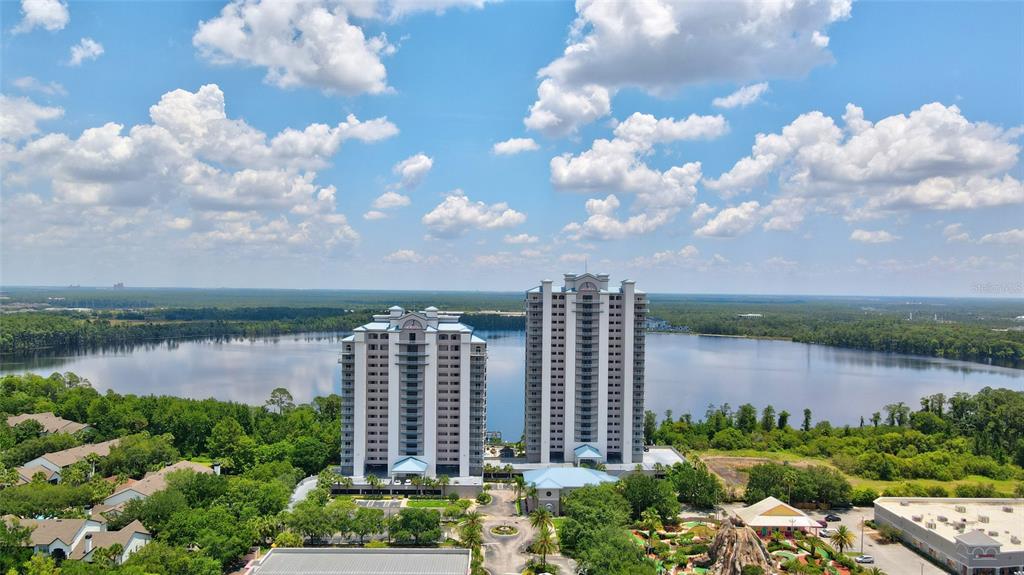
[698,449,1020,497]
[406,499,451,508]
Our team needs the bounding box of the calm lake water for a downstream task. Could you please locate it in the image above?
[2,331,1020,439]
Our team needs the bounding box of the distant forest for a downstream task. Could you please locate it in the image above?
[1,287,1021,367]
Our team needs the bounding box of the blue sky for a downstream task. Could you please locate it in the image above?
[1,0,1021,296]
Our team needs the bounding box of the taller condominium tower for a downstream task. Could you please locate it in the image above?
[524,273,647,464]
[340,306,487,478]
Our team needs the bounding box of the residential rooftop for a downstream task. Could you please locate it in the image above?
[874,497,1024,551]
[109,460,213,499]
[6,412,89,435]
[249,548,472,575]
[36,438,121,468]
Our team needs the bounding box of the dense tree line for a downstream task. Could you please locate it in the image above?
[651,301,1024,367]
[1,373,340,476]
[0,311,371,354]
[647,387,1024,492]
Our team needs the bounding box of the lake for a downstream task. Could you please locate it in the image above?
[2,331,1020,439]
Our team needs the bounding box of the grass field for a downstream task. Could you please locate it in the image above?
[697,450,1019,497]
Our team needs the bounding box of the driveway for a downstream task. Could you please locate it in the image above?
[480,487,576,575]
[288,475,318,510]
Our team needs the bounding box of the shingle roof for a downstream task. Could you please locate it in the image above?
[107,460,213,500]
[6,412,89,435]
[7,517,97,547]
[37,438,120,469]
[16,465,58,483]
[523,467,618,489]
[69,520,150,560]
[252,548,472,575]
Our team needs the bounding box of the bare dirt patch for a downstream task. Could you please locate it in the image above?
[702,456,824,490]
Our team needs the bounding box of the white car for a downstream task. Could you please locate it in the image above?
[855,555,875,564]
[820,528,835,537]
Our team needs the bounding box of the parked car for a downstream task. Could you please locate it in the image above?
[820,528,835,537]
[817,519,828,528]
[855,555,875,564]
[824,513,842,521]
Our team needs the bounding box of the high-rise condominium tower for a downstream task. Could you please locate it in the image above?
[524,273,647,464]
[340,306,487,478]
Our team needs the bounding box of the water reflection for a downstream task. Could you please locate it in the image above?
[2,331,1019,438]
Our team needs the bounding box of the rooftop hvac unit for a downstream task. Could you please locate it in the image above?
[987,530,998,537]
[926,522,936,529]
[1002,506,1014,513]
[979,515,990,523]
[955,505,967,513]
[901,501,911,507]
[912,515,923,522]
[1011,536,1021,544]
[937,515,948,522]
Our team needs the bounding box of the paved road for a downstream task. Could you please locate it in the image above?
[288,475,318,510]
[480,487,576,575]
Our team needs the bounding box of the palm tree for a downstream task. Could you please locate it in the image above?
[532,522,557,568]
[437,474,450,497]
[460,512,484,548]
[462,511,484,533]
[366,474,382,490]
[512,475,525,502]
[525,485,538,513]
[830,525,854,555]
[866,568,887,575]
[410,476,422,496]
[639,508,662,554]
[529,508,553,532]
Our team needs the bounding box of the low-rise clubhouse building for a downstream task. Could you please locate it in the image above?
[523,466,618,515]
[874,497,1024,575]
[734,496,822,537]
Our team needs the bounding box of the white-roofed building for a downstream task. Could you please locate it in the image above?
[249,548,471,575]
[874,497,1024,575]
[523,466,618,515]
[733,496,823,537]
[339,306,487,480]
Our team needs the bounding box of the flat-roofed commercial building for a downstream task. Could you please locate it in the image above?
[874,497,1024,575]
[340,307,487,479]
[249,548,471,575]
[524,273,647,465]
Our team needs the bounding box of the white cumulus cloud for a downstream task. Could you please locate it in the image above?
[978,229,1024,245]
[525,0,850,136]
[12,76,67,97]
[712,82,769,109]
[422,190,526,238]
[694,201,762,237]
[68,38,104,66]
[392,153,433,189]
[0,95,63,142]
[13,0,68,33]
[707,102,1024,221]
[504,233,538,244]
[493,137,539,155]
[850,229,900,243]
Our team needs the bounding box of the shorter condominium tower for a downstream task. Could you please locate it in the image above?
[524,273,647,465]
[340,307,487,478]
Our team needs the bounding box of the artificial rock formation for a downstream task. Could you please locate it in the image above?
[706,520,777,575]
